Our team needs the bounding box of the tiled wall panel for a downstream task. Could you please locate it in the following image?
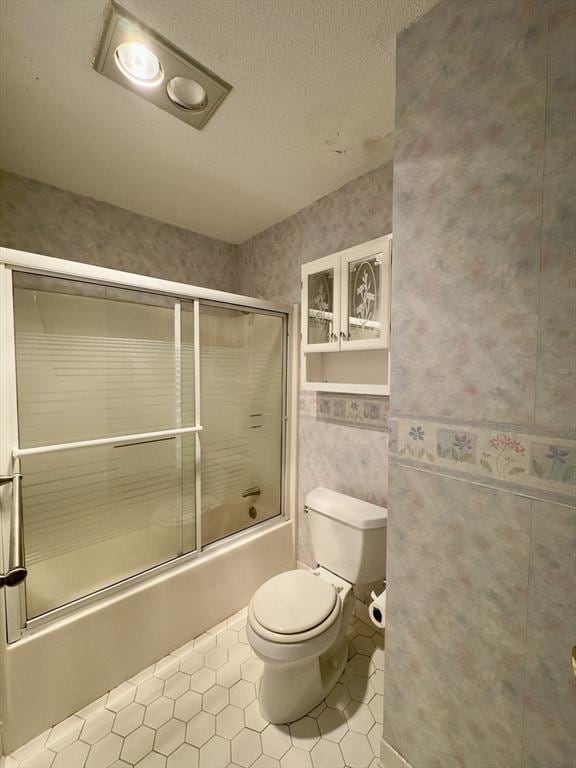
[388,2,575,767]
[384,467,531,768]
[535,1,576,431]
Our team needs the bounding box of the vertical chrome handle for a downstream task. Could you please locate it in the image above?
[0,473,27,588]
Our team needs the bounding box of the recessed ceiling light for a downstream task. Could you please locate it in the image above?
[114,42,163,87]
[94,1,232,130]
[167,77,207,112]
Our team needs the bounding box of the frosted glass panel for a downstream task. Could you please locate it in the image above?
[21,436,195,618]
[346,253,383,341]
[12,275,196,618]
[198,305,283,545]
[13,275,188,448]
[307,269,335,344]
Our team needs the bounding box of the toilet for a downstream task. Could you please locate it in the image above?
[247,486,387,724]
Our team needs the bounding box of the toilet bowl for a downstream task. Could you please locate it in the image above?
[246,487,387,724]
[247,567,353,724]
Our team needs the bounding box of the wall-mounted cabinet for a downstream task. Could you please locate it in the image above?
[301,235,391,395]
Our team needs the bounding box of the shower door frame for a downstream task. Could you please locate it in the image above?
[0,247,295,644]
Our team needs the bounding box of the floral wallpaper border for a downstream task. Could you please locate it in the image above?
[390,418,576,501]
[315,392,389,431]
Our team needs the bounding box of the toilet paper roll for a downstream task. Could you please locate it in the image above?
[369,587,386,629]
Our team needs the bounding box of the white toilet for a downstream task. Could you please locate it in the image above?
[247,487,387,724]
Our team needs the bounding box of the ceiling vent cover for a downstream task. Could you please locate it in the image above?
[94,1,232,130]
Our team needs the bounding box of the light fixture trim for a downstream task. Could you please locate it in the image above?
[167,77,208,112]
[94,1,233,131]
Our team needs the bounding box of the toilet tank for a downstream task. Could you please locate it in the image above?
[305,487,387,585]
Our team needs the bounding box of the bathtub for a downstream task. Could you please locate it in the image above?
[2,519,295,753]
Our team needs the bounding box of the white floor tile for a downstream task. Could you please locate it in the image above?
[81,708,116,745]
[344,703,375,736]
[174,690,202,721]
[120,725,155,765]
[52,741,90,768]
[85,732,123,768]
[135,752,167,768]
[166,743,199,768]
[340,731,374,768]
[45,717,84,752]
[317,708,349,743]
[261,725,292,760]
[310,739,345,768]
[216,706,245,739]
[135,677,164,706]
[229,681,256,709]
[8,611,382,768]
[202,685,229,716]
[154,719,186,757]
[289,717,321,751]
[231,729,262,767]
[199,735,231,768]
[185,712,215,748]
[280,746,312,768]
[113,701,146,737]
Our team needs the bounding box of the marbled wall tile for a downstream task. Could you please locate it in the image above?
[0,170,239,292]
[316,392,389,431]
[436,428,477,465]
[389,2,575,766]
[393,417,576,501]
[391,0,548,425]
[522,500,576,768]
[384,466,531,768]
[529,442,576,485]
[535,1,576,431]
[299,403,388,566]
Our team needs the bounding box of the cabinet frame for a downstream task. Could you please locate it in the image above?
[300,234,392,396]
[339,235,392,351]
[301,252,341,353]
[301,235,392,354]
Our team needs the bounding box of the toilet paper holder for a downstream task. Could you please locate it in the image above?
[369,583,387,629]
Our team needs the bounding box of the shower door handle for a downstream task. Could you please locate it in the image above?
[242,486,261,498]
[0,473,27,588]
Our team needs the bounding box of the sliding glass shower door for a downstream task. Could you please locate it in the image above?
[12,274,198,619]
[2,261,288,635]
[199,305,284,545]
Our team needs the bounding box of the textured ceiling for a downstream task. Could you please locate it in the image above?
[0,0,438,244]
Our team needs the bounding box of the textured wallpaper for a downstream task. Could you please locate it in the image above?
[387,2,575,767]
[238,161,394,565]
[0,170,238,292]
[0,161,394,572]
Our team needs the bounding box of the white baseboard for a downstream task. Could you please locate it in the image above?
[380,738,413,768]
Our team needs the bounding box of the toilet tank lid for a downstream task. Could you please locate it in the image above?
[305,487,387,530]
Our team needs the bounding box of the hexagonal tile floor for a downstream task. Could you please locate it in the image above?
[5,609,384,768]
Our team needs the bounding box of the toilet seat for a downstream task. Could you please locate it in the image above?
[248,570,341,644]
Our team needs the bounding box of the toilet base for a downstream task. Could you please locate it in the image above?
[257,639,348,724]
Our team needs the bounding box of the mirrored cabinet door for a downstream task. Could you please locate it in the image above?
[301,254,341,352]
[340,238,391,350]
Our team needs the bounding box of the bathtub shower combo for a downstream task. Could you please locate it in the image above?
[0,248,292,644]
